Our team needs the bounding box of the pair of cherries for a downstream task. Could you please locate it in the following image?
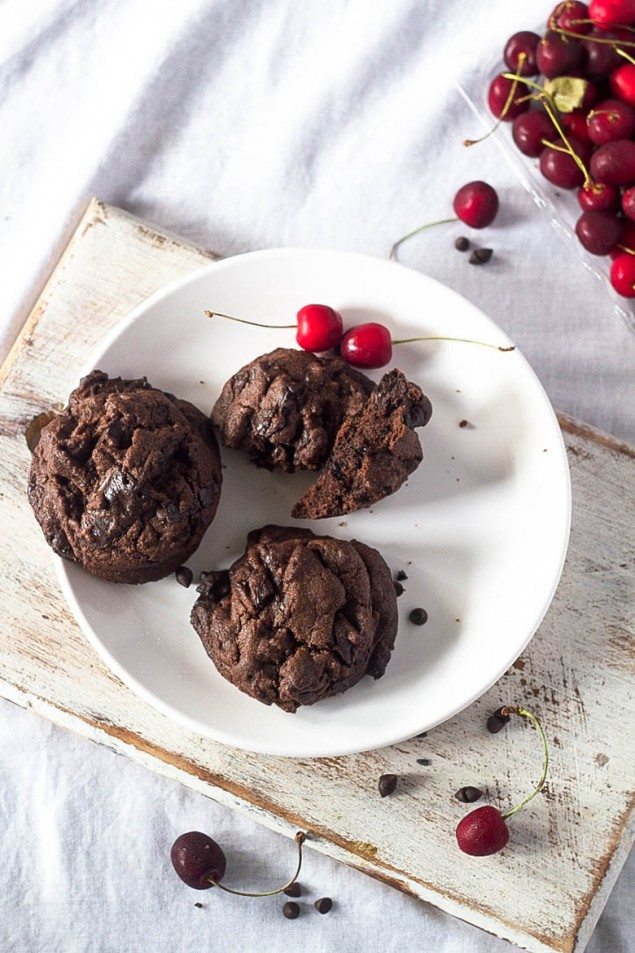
[295,303,394,368]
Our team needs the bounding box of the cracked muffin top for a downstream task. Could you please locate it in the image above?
[27,370,222,583]
[292,368,432,519]
[211,347,374,472]
[190,525,398,712]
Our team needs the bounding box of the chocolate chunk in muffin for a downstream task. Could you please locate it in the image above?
[292,369,432,520]
[211,348,373,472]
[190,525,398,712]
[28,370,222,583]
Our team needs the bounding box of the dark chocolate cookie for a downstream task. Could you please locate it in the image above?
[211,347,373,472]
[292,369,432,519]
[191,525,397,712]
[28,370,222,583]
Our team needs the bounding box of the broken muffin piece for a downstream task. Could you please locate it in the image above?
[292,369,432,520]
[190,525,398,712]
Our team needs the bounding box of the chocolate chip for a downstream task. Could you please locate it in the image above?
[459,419,469,428]
[469,247,493,265]
[455,786,483,803]
[283,882,302,898]
[416,758,431,766]
[314,897,333,914]
[194,902,204,909]
[175,566,193,588]
[409,608,428,626]
[455,236,470,252]
[487,707,511,734]
[282,901,300,919]
[378,773,398,797]
[393,581,405,597]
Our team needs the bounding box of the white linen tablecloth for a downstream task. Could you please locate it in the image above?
[0,1,633,951]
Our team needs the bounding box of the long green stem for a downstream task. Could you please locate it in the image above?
[389,217,458,261]
[552,25,635,47]
[205,309,296,329]
[616,46,635,65]
[393,335,515,352]
[539,95,592,187]
[208,832,306,897]
[464,53,527,147]
[500,708,549,820]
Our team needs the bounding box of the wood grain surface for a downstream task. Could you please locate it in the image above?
[0,199,632,953]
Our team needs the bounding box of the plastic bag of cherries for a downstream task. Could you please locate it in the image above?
[458,0,635,333]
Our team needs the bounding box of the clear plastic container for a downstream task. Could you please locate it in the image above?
[456,53,635,335]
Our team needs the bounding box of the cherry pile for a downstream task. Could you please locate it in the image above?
[483,0,635,297]
[205,303,513,370]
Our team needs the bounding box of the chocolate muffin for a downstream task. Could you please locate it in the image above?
[211,347,373,472]
[191,525,398,712]
[292,369,432,519]
[28,370,222,583]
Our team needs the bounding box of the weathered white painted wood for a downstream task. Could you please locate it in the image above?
[0,199,632,953]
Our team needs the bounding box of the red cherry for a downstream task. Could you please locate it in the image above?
[589,0,635,26]
[171,832,227,889]
[455,806,510,856]
[539,136,592,188]
[622,185,635,220]
[563,109,592,141]
[550,1,592,32]
[487,74,528,121]
[610,63,635,106]
[583,29,631,75]
[513,111,557,156]
[575,210,623,253]
[503,31,540,76]
[611,218,635,254]
[295,304,343,352]
[587,98,635,142]
[536,31,582,78]
[453,181,499,228]
[611,250,635,293]
[340,323,392,369]
[590,138,635,183]
[578,180,620,210]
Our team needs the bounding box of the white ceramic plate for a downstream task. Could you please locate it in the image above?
[56,248,571,757]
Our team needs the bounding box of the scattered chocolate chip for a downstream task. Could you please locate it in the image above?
[314,897,333,914]
[378,773,398,797]
[393,581,405,597]
[283,882,302,898]
[469,247,493,265]
[25,410,58,452]
[194,902,204,908]
[455,786,483,803]
[487,707,511,734]
[282,901,300,920]
[409,608,428,626]
[175,566,193,588]
[455,236,470,252]
[459,419,469,428]
[416,758,431,766]
[396,569,408,581]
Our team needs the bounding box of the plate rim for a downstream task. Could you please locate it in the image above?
[54,246,572,757]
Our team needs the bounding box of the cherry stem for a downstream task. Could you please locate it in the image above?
[465,54,527,148]
[616,46,635,65]
[618,243,635,254]
[208,831,306,897]
[393,335,515,352]
[499,708,549,820]
[538,93,592,187]
[389,217,458,260]
[552,25,635,47]
[204,309,296,329]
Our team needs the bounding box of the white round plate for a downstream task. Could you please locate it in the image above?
[56,248,570,757]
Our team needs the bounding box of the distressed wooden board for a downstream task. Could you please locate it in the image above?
[0,199,633,953]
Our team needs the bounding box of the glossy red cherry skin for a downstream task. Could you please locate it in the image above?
[455,806,510,856]
[296,304,343,352]
[453,182,499,228]
[587,98,635,144]
[539,136,592,189]
[610,63,635,107]
[622,185,635,221]
[578,181,620,211]
[583,29,630,75]
[503,31,540,76]
[536,31,582,78]
[340,323,392,369]
[513,111,555,156]
[590,0,635,27]
[590,139,635,184]
[611,251,635,294]
[550,1,592,32]
[611,219,635,256]
[171,832,227,889]
[563,110,592,142]
[575,210,623,253]
[487,74,528,121]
